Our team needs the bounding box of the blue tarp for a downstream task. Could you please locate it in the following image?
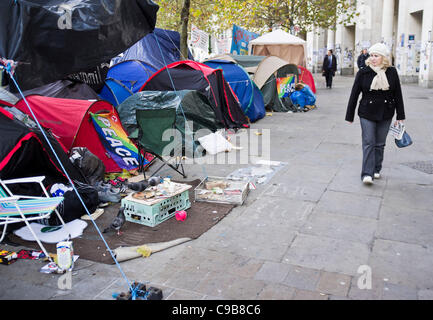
[99,60,157,106]
[290,85,316,108]
[111,28,193,70]
[99,28,194,106]
[204,60,265,122]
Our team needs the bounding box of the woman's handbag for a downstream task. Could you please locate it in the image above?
[395,131,413,148]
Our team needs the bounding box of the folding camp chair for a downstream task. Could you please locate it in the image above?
[134,108,186,179]
[0,176,65,262]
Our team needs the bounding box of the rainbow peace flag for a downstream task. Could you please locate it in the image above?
[91,112,147,171]
[276,76,296,98]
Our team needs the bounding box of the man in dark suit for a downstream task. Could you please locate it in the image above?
[357,48,370,69]
[322,50,337,89]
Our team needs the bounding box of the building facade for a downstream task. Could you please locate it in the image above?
[307,0,433,88]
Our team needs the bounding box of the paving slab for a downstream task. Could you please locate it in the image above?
[283,234,370,276]
[316,271,352,297]
[301,211,377,244]
[315,190,382,219]
[256,283,295,300]
[281,265,321,291]
[369,239,433,288]
[292,289,329,300]
[382,183,433,212]
[376,205,433,247]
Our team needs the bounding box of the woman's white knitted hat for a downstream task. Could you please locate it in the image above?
[368,43,390,57]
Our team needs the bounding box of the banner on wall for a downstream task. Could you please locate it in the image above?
[230,25,260,55]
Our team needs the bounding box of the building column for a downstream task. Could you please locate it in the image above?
[327,29,336,51]
[381,0,395,44]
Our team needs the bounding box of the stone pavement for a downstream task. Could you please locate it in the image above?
[1,74,433,300]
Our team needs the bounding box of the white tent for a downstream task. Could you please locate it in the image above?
[248,29,307,67]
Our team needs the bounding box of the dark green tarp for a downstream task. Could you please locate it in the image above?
[117,90,224,157]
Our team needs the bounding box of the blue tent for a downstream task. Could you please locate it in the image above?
[99,60,157,106]
[99,28,193,106]
[204,60,265,122]
[111,28,193,70]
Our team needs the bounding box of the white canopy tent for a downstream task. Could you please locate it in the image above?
[248,29,307,67]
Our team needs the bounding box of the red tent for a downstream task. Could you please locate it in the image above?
[14,95,139,173]
[298,66,316,94]
[140,60,249,129]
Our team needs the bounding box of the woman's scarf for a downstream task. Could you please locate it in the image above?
[367,61,390,91]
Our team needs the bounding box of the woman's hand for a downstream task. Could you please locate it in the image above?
[394,120,404,126]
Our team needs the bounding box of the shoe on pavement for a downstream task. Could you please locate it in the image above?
[98,189,121,203]
[374,173,381,179]
[362,176,373,185]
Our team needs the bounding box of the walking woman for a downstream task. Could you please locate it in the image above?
[345,43,406,185]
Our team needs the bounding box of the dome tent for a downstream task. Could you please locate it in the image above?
[140,61,249,129]
[203,59,265,122]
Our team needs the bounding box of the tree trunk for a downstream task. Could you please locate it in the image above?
[180,0,191,60]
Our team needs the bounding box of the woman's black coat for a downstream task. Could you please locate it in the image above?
[345,66,405,122]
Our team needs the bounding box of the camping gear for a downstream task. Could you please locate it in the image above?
[290,84,317,109]
[0,175,65,262]
[134,108,186,178]
[195,176,250,205]
[140,60,250,129]
[248,29,307,67]
[0,106,86,185]
[8,179,235,265]
[0,0,159,91]
[203,59,265,122]
[47,181,100,225]
[69,147,106,186]
[298,65,317,94]
[13,95,143,173]
[122,183,192,227]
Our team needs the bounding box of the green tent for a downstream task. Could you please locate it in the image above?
[117,90,224,157]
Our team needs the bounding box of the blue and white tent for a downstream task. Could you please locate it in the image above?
[204,59,265,122]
